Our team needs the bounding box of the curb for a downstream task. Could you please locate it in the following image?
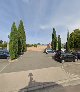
[8,59,18,63]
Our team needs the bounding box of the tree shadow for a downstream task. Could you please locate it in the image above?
[52,56,58,62]
[18,73,65,92]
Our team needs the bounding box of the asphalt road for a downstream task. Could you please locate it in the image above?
[0,51,62,73]
[0,51,80,92]
[0,59,10,73]
[0,51,80,75]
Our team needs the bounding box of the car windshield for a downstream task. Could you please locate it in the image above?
[47,49,52,51]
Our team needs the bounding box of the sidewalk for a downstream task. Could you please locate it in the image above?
[0,67,80,92]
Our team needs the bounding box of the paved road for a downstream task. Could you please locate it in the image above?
[63,62,80,76]
[0,59,9,73]
[0,51,80,75]
[0,51,62,73]
[0,51,80,92]
[0,51,80,74]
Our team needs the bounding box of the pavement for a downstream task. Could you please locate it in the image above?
[1,66,80,92]
[0,51,80,92]
[0,51,62,73]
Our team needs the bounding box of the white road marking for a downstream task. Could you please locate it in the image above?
[0,62,10,73]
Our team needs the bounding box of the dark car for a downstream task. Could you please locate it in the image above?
[54,51,77,63]
[54,51,64,61]
[0,50,10,59]
[72,52,80,59]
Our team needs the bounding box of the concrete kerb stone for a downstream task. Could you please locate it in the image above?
[8,59,18,63]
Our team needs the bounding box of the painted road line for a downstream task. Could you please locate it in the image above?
[0,62,10,73]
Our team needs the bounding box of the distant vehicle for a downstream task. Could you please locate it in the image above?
[0,50,10,59]
[61,48,66,52]
[54,51,77,63]
[72,52,80,59]
[44,48,54,54]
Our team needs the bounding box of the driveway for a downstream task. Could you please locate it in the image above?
[0,51,61,73]
[0,51,80,75]
[0,51,80,92]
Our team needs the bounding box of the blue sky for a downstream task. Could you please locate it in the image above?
[0,0,80,44]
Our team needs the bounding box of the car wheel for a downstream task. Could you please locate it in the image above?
[7,57,9,60]
[73,59,75,62]
[60,61,62,63]
[75,59,78,62]
[61,60,65,63]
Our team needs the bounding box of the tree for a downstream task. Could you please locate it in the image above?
[18,20,26,54]
[66,31,70,51]
[0,40,3,44]
[37,43,41,45]
[3,41,7,48]
[9,22,18,60]
[34,44,37,47]
[69,29,80,50]
[58,35,61,51]
[52,28,57,50]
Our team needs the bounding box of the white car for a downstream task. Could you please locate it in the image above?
[45,49,54,54]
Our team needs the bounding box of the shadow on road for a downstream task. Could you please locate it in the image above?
[18,73,65,92]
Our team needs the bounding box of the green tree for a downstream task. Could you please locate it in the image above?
[58,35,61,51]
[66,31,70,51]
[0,40,3,44]
[18,20,26,54]
[52,28,57,50]
[2,41,7,49]
[69,29,80,50]
[9,22,18,60]
[34,44,37,47]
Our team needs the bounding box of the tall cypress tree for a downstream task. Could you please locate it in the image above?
[66,31,70,51]
[9,22,18,60]
[58,35,61,51]
[18,20,26,54]
[52,28,57,50]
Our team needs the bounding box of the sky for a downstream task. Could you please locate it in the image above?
[0,0,80,44]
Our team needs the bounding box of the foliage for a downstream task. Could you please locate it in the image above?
[0,41,7,49]
[0,40,3,44]
[34,44,37,47]
[27,44,37,47]
[26,44,32,47]
[52,28,57,50]
[18,20,26,54]
[58,35,61,51]
[9,20,27,60]
[69,29,80,50]
[66,31,70,51]
[9,22,18,60]
[37,43,41,45]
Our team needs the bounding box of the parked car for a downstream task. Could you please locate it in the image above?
[0,50,10,59]
[54,51,77,63]
[54,51,64,61]
[45,48,54,54]
[72,52,80,59]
